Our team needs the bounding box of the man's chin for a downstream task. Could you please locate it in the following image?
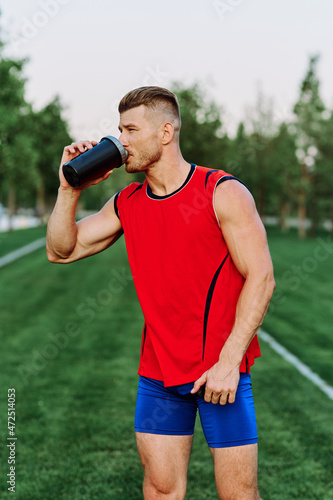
[125,163,140,174]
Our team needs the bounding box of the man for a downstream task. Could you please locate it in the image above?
[47,86,275,499]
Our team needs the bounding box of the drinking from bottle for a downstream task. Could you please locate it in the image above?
[62,136,128,187]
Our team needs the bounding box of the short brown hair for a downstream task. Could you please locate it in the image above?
[118,86,181,127]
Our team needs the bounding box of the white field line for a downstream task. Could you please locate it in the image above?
[0,238,46,268]
[259,330,333,400]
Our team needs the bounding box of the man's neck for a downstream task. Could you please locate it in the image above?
[145,155,192,197]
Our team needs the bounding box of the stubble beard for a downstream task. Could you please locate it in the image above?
[125,143,162,174]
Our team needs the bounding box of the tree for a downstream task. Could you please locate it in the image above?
[223,122,252,183]
[270,123,298,231]
[315,112,333,233]
[240,90,281,217]
[0,49,39,229]
[30,97,73,219]
[172,82,228,169]
[293,54,326,238]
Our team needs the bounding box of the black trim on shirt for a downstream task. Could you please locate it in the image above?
[216,175,251,192]
[114,191,121,219]
[146,163,196,200]
[128,183,144,198]
[141,324,147,356]
[204,169,219,189]
[115,184,143,219]
[202,252,229,361]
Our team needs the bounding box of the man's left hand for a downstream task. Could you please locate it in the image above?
[191,361,240,405]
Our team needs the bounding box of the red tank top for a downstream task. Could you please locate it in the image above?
[115,164,261,386]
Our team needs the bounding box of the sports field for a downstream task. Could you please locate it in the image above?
[0,226,332,499]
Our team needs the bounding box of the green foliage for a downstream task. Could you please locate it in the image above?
[310,112,333,233]
[293,54,325,137]
[26,97,76,219]
[30,97,73,206]
[78,167,142,211]
[293,54,332,235]
[268,123,299,219]
[172,81,228,169]
[0,53,39,210]
[0,50,73,218]
[0,45,332,235]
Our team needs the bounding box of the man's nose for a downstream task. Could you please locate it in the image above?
[118,131,128,147]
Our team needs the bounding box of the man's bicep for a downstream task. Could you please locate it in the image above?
[214,181,272,278]
[73,195,123,259]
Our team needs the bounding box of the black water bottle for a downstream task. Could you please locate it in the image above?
[62,136,128,188]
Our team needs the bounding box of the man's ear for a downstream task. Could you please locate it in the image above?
[161,122,174,145]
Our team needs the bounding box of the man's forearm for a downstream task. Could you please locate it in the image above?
[46,186,81,260]
[221,272,276,366]
[191,270,275,401]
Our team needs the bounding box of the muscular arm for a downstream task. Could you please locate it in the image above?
[192,180,275,403]
[46,140,123,264]
[216,180,275,364]
[46,190,123,263]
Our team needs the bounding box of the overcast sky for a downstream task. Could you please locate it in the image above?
[1,0,332,140]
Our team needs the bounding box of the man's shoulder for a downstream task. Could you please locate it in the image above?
[194,165,231,191]
[195,166,250,194]
[118,181,145,200]
[195,165,229,178]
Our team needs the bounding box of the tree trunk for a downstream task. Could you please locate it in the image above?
[7,184,16,232]
[257,184,266,218]
[280,200,290,232]
[298,196,307,239]
[310,217,318,237]
[36,179,46,222]
[309,174,318,237]
[298,163,308,239]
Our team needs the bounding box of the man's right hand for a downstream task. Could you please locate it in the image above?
[59,140,114,190]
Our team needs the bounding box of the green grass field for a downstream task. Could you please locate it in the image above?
[0,226,332,499]
[0,226,46,257]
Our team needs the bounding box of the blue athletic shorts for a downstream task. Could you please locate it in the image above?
[135,373,258,448]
